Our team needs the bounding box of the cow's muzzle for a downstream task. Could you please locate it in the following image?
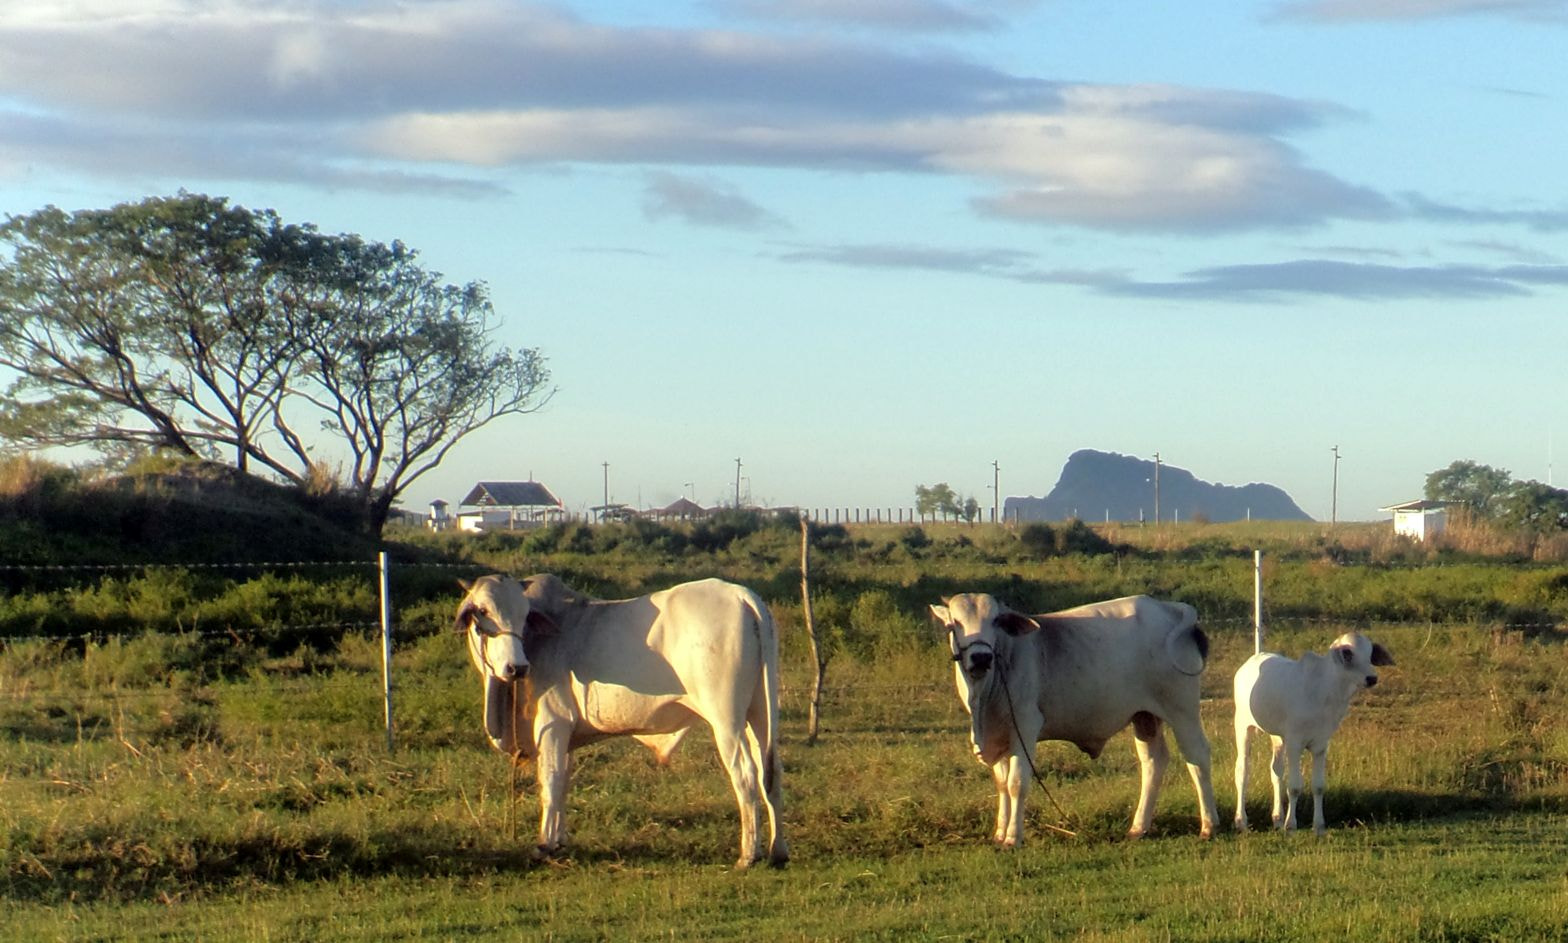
[953,639,996,681]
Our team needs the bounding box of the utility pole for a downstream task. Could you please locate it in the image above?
[1331,445,1341,526]
[602,461,609,520]
[1153,452,1161,526]
[734,458,742,509]
[992,460,1000,524]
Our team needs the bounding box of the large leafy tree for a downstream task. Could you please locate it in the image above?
[1495,481,1568,533]
[1424,460,1514,516]
[0,193,550,536]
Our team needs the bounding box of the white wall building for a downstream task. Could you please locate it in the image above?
[1379,499,1454,542]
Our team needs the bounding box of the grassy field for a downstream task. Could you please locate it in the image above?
[6,616,1568,941]
[5,517,1568,940]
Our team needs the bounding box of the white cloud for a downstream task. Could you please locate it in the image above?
[0,1,1548,236]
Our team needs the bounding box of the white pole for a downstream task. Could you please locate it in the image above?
[1253,549,1264,653]
[379,551,395,753]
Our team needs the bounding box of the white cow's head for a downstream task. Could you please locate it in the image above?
[454,575,556,756]
[1329,632,1395,689]
[930,593,1040,701]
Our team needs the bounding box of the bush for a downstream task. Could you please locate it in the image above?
[1019,523,1055,556]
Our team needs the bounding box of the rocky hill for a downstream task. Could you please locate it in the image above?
[1003,449,1312,524]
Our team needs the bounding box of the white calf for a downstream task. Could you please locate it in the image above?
[1232,633,1394,834]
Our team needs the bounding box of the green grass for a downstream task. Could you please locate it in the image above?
[7,619,1568,940]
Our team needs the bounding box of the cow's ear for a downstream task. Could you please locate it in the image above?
[995,611,1040,636]
[453,601,476,634]
[524,608,559,637]
[1335,646,1355,667]
[457,577,473,592]
[1371,643,1394,667]
[929,604,952,628]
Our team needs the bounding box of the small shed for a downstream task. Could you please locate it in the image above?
[458,480,564,531]
[1379,499,1454,542]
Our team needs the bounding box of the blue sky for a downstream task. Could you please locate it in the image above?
[2,0,1565,521]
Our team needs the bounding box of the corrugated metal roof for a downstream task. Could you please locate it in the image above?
[460,481,562,508]
[1378,499,1455,512]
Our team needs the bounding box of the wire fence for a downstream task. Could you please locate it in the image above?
[3,550,1562,751]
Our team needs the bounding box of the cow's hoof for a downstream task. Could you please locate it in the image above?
[1126,829,1147,841]
[1198,826,1215,841]
[1234,818,1249,833]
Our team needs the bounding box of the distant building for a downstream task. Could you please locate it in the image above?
[457,480,564,532]
[655,497,710,520]
[1379,499,1454,542]
[427,499,452,531]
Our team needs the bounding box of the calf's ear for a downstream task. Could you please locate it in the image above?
[1335,646,1355,667]
[1371,643,1395,667]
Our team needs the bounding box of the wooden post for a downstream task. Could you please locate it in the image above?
[1253,549,1264,653]
[378,551,395,753]
[801,516,826,745]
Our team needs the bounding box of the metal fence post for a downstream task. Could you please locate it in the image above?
[379,551,395,753]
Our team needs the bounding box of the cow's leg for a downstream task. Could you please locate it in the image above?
[1233,721,1252,832]
[712,725,764,869]
[535,725,572,855]
[1129,712,1168,838]
[1167,709,1218,839]
[1309,747,1329,835]
[989,751,1033,848]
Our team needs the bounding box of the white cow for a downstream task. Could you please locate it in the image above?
[455,573,788,868]
[1233,632,1394,835]
[930,593,1219,847]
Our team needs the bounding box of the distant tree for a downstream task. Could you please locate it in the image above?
[960,496,980,524]
[1424,460,1513,516]
[915,482,958,521]
[1495,481,1568,533]
[0,193,551,536]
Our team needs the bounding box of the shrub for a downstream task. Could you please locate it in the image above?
[1019,523,1056,556]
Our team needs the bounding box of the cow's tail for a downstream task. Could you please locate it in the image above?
[741,587,789,864]
[743,589,784,798]
[1164,602,1208,677]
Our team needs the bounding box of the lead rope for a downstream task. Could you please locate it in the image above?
[992,653,1078,839]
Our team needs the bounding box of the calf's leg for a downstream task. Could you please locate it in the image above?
[1310,747,1329,835]
[1233,722,1253,832]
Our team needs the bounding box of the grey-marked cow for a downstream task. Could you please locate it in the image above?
[456,573,787,868]
[1233,632,1394,835]
[930,592,1219,847]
